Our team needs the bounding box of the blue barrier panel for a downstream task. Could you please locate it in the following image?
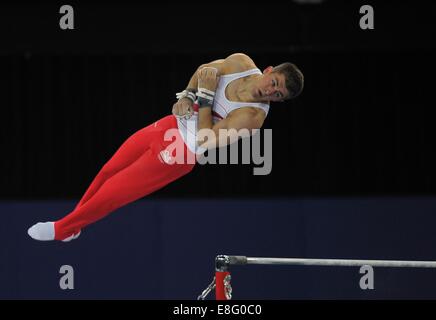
[1,197,436,299]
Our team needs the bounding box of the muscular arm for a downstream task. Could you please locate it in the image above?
[173,58,229,118]
[185,59,225,92]
[186,53,254,92]
[197,108,266,150]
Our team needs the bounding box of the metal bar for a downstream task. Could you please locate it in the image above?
[238,257,436,268]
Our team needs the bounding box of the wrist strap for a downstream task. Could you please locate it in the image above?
[196,88,215,108]
[176,89,196,103]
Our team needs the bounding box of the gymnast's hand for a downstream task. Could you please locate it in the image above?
[172,97,193,119]
[198,67,220,92]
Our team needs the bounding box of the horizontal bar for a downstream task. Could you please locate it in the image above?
[240,257,436,268]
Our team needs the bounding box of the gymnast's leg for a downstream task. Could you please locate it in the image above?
[54,146,193,240]
[74,122,160,210]
[27,115,194,241]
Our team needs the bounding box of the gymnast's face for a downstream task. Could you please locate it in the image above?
[253,67,289,103]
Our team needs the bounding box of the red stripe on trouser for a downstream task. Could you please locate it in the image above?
[54,115,195,240]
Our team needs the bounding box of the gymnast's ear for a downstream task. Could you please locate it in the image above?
[263,66,274,74]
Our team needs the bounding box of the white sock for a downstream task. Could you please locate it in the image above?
[27,222,55,241]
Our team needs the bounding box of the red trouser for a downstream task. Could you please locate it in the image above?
[54,115,195,240]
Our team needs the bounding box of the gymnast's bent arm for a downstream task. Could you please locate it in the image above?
[172,59,225,118]
[172,53,252,118]
[197,107,265,151]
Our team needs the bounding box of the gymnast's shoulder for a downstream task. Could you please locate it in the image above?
[223,53,257,73]
[202,53,257,75]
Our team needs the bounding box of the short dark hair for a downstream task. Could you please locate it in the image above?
[272,62,304,100]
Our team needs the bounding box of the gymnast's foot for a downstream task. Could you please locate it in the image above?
[27,222,81,242]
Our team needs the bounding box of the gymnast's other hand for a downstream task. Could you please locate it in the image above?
[172,97,193,119]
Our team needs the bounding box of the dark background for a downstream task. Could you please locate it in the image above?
[1,1,436,199]
[1,1,436,300]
